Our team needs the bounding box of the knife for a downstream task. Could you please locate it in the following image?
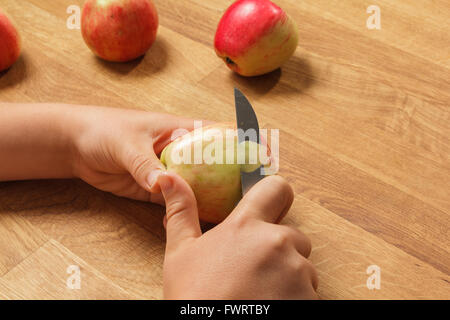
[234,88,265,196]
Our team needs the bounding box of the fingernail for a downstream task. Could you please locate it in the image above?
[147,169,163,190]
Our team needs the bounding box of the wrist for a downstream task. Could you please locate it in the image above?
[58,104,90,179]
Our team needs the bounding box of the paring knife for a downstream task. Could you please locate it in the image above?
[234,88,265,196]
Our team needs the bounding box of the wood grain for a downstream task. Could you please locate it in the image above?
[0,213,47,276]
[0,0,449,299]
[0,240,132,299]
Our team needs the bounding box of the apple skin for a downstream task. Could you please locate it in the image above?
[214,0,298,77]
[160,123,270,223]
[81,0,158,62]
[0,9,21,72]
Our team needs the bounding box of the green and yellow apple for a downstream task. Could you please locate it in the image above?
[81,0,158,62]
[160,123,271,223]
[214,0,298,77]
[0,8,21,72]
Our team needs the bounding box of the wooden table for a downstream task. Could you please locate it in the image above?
[0,0,449,299]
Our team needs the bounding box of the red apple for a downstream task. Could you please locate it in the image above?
[81,0,158,62]
[214,0,298,76]
[0,8,21,72]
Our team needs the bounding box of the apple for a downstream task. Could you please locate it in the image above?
[160,123,271,223]
[0,8,21,72]
[214,0,298,77]
[81,0,158,62]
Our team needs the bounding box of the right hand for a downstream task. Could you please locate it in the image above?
[159,172,318,299]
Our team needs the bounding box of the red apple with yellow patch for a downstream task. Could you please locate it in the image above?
[0,8,21,72]
[214,0,299,76]
[81,0,158,62]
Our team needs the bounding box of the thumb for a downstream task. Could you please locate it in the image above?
[158,172,202,250]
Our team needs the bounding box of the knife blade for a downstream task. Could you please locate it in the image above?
[234,88,265,196]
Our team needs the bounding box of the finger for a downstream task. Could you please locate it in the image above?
[117,182,164,205]
[305,258,319,291]
[163,215,167,229]
[293,254,319,292]
[274,225,312,258]
[228,175,294,224]
[89,172,159,203]
[122,142,166,194]
[158,172,202,250]
[311,264,319,291]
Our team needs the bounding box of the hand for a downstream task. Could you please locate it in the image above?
[72,106,205,204]
[159,172,319,299]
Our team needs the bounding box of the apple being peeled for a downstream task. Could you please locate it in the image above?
[0,8,21,72]
[81,0,158,62]
[214,0,298,76]
[160,123,271,223]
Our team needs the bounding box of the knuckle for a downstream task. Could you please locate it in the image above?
[270,230,290,250]
[130,153,152,178]
[303,236,312,257]
[229,212,249,229]
[293,257,309,273]
[165,199,188,219]
[287,226,312,258]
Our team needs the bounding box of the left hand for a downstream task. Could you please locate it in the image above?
[72,106,207,204]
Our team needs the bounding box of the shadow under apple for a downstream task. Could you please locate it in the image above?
[93,37,169,77]
[0,54,28,90]
[228,54,315,97]
[278,55,315,94]
[230,68,281,96]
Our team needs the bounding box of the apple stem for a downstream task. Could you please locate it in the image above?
[226,57,236,67]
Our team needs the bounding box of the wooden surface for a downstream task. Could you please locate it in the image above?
[0,0,449,299]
